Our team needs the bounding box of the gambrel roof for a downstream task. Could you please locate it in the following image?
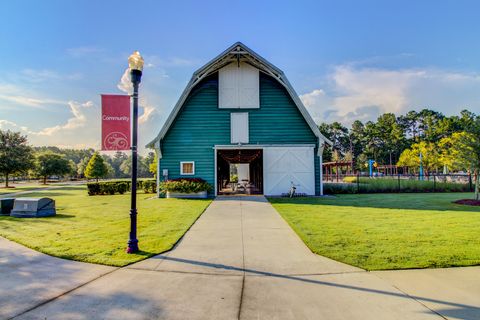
[147,42,332,148]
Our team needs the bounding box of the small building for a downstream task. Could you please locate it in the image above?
[147,42,331,196]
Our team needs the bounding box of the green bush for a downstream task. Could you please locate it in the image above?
[87,183,101,196]
[160,178,212,194]
[326,177,471,194]
[117,182,128,194]
[86,179,156,196]
[324,183,359,194]
[143,180,157,194]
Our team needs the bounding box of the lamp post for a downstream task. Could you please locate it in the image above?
[126,51,144,254]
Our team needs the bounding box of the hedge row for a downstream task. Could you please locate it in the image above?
[160,178,212,193]
[87,180,157,196]
[324,177,471,194]
[86,178,214,196]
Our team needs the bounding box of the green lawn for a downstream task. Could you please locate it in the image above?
[0,185,46,194]
[0,186,211,266]
[270,193,480,271]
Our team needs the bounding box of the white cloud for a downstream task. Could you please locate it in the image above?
[117,68,133,94]
[0,120,32,133]
[300,89,325,108]
[0,100,100,149]
[36,101,94,136]
[0,83,66,109]
[301,65,480,125]
[117,68,160,125]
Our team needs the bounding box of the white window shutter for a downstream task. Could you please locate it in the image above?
[239,63,259,109]
[231,113,249,144]
[219,63,238,108]
[219,62,259,109]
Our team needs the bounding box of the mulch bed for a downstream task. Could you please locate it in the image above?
[453,199,480,206]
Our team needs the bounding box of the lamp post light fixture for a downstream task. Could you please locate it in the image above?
[126,51,144,254]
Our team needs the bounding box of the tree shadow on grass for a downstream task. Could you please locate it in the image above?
[0,213,75,222]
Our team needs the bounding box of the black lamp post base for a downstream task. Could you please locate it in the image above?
[126,239,139,253]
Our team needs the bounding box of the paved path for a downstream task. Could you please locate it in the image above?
[3,196,480,319]
[0,238,115,319]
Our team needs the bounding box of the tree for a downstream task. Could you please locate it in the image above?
[35,152,72,184]
[0,130,35,187]
[449,124,480,200]
[149,152,158,177]
[318,122,350,162]
[398,110,419,141]
[374,113,407,165]
[438,133,470,173]
[396,141,440,173]
[84,152,109,182]
[120,155,152,178]
[349,120,366,163]
[77,156,90,177]
[397,148,418,171]
[111,151,129,178]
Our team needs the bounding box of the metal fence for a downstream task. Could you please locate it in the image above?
[323,173,475,194]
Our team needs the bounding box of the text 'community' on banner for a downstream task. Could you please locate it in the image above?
[101,95,131,151]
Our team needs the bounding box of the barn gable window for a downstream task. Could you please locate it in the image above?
[219,62,259,109]
[180,161,195,175]
[231,112,249,144]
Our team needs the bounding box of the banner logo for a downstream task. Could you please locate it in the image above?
[101,95,131,151]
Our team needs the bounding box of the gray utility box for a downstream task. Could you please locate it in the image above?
[11,198,56,218]
[0,198,15,215]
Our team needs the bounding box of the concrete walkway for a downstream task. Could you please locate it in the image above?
[0,238,115,319]
[4,196,480,319]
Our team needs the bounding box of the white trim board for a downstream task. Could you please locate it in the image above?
[214,144,316,150]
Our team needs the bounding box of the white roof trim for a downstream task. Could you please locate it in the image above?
[146,42,332,148]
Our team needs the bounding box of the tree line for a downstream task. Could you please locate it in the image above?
[0,130,156,187]
[319,109,479,171]
[319,109,480,199]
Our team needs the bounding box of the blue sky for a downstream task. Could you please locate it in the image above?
[1,0,479,153]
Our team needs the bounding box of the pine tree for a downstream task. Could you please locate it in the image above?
[84,152,109,182]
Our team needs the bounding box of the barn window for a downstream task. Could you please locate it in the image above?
[180,161,195,175]
[231,112,249,144]
[219,62,259,109]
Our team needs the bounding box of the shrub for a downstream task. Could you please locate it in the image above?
[87,182,101,196]
[86,179,156,196]
[330,177,471,194]
[324,183,359,194]
[143,180,157,194]
[117,182,128,194]
[160,178,212,194]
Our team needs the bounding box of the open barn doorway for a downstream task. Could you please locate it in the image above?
[216,149,263,195]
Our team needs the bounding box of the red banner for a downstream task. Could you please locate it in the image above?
[101,95,131,151]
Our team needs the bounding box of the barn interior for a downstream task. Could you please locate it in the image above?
[216,149,263,195]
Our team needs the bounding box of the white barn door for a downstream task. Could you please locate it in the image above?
[263,147,315,196]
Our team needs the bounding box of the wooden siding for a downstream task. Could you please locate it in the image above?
[160,72,320,194]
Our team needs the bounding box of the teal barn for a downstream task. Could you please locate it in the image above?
[147,42,331,196]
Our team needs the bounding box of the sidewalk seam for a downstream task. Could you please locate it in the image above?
[9,267,119,320]
[237,200,246,320]
[389,284,448,320]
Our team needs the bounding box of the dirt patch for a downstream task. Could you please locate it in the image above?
[453,199,480,206]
